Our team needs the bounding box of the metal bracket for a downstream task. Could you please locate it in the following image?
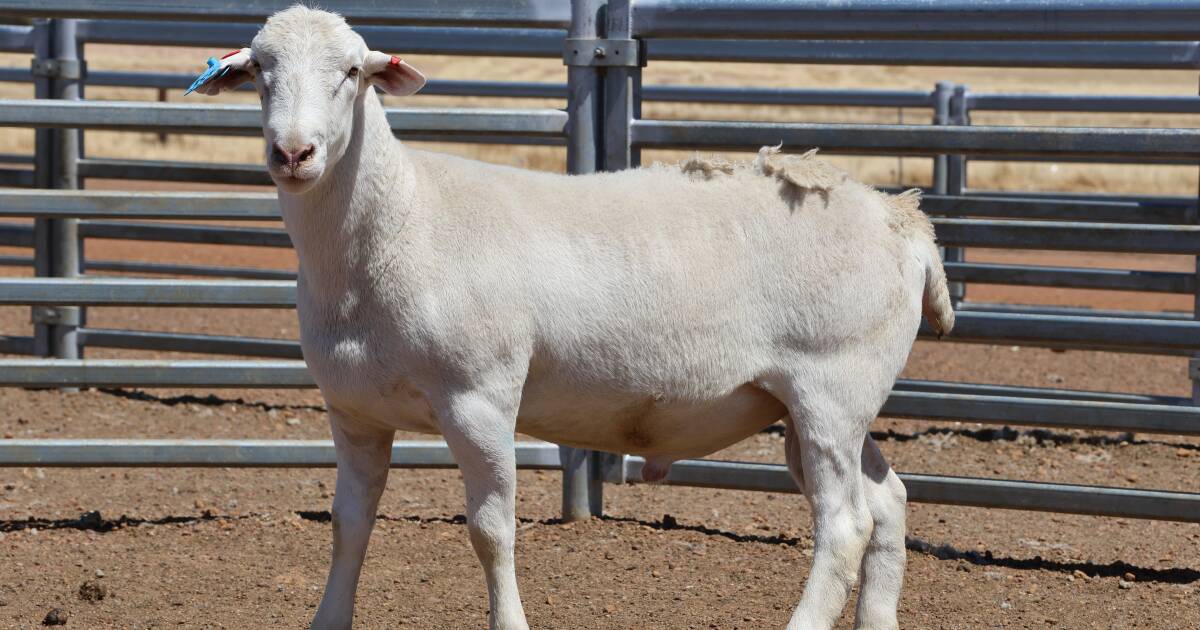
[31,306,80,326]
[563,38,644,67]
[30,58,86,80]
[1189,358,1200,381]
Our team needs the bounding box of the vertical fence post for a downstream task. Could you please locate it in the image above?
[30,19,52,359]
[931,81,952,275]
[944,83,969,307]
[603,0,641,171]
[560,0,607,521]
[31,19,82,389]
[1192,81,1200,406]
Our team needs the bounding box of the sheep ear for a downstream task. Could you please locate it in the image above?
[363,51,425,96]
[186,48,255,96]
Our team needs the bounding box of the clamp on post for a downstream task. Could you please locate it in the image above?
[30,58,86,80]
[562,38,645,67]
[31,306,80,326]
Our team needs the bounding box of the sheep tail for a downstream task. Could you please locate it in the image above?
[886,189,955,338]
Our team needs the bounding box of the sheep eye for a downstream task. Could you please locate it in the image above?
[347,67,359,78]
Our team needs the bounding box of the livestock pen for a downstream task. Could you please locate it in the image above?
[0,1,1196,627]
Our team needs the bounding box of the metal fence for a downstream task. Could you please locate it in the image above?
[0,0,1197,524]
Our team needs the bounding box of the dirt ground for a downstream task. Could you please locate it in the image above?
[0,36,1199,630]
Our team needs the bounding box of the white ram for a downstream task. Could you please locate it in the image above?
[194,7,954,630]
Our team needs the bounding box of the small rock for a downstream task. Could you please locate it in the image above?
[78,580,106,602]
[1072,570,1089,581]
[602,605,615,614]
[2,432,12,439]
[662,514,678,529]
[42,608,67,625]
[1000,601,1012,610]
[1122,572,1135,582]
[1118,579,1133,590]
[285,417,301,426]
[93,569,105,578]
[651,570,662,578]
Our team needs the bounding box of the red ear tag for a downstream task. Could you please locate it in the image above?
[221,50,241,60]
[389,55,402,67]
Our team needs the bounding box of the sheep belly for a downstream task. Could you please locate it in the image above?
[514,381,787,460]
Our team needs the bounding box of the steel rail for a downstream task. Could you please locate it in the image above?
[629,0,1200,41]
[0,439,564,468]
[0,100,569,137]
[616,457,1200,522]
[0,1,572,27]
[631,119,1200,159]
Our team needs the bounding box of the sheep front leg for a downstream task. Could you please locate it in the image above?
[438,392,528,630]
[312,412,395,630]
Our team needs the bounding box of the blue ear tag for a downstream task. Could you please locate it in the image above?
[185,57,231,95]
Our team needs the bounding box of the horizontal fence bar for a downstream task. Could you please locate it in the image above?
[0,278,295,307]
[1,67,938,108]
[956,301,1192,321]
[0,190,279,219]
[2,280,1194,353]
[0,439,1193,521]
[84,260,296,281]
[893,378,1189,406]
[882,391,1200,435]
[0,24,33,52]
[648,40,1200,69]
[617,457,1199,522]
[0,1,571,27]
[943,261,1194,294]
[78,21,565,57]
[0,168,33,188]
[0,100,569,137]
[630,0,1200,41]
[78,328,303,359]
[0,335,34,355]
[80,221,292,248]
[632,120,1200,159]
[932,219,1200,255]
[0,439,562,469]
[966,189,1196,207]
[969,93,1200,114]
[78,158,273,186]
[71,20,1200,69]
[0,360,1194,435]
[921,194,1193,224]
[0,359,314,388]
[920,309,1200,355]
[0,223,34,247]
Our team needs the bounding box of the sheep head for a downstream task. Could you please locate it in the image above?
[189,6,425,194]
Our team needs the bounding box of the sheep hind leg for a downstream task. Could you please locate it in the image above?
[781,392,874,630]
[853,436,907,630]
[437,392,528,630]
[312,412,395,630]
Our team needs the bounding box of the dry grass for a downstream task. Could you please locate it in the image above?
[3,45,1200,194]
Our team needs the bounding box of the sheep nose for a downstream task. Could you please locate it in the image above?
[271,143,316,169]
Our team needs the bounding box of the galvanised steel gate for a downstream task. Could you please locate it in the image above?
[0,0,1195,523]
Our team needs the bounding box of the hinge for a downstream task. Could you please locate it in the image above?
[563,38,644,67]
[30,58,86,80]
[31,306,80,326]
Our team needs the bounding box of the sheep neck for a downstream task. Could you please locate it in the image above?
[277,90,412,305]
